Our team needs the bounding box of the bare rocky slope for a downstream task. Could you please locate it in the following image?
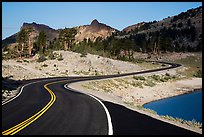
[74,19,118,43]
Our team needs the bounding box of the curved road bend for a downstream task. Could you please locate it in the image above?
[2,61,200,135]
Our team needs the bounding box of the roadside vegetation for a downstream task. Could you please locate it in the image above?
[83,73,178,93]
[160,115,202,129]
[132,73,177,88]
[134,61,164,70]
[135,105,202,129]
[172,54,202,78]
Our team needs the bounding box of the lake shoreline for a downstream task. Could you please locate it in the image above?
[142,88,202,107]
[143,89,202,123]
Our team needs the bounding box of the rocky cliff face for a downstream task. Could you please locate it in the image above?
[21,22,59,41]
[2,22,59,48]
[74,19,118,43]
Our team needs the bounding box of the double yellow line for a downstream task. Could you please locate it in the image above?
[2,80,65,135]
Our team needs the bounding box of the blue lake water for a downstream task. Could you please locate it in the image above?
[144,90,202,123]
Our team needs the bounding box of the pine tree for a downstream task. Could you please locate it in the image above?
[37,30,47,54]
[16,28,28,57]
[59,28,77,51]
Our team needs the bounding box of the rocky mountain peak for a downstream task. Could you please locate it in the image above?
[20,22,58,41]
[74,19,118,43]
[90,19,100,26]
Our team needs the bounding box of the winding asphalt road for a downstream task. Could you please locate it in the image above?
[2,61,200,135]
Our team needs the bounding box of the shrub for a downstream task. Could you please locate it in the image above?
[23,60,29,63]
[165,73,170,76]
[48,52,55,60]
[172,75,176,79]
[160,77,168,82]
[57,54,63,61]
[132,82,143,88]
[37,55,47,62]
[95,70,99,75]
[144,80,155,87]
[135,59,145,63]
[80,52,87,57]
[42,64,48,67]
[16,60,22,63]
[193,70,202,78]
[133,76,146,81]
[151,75,160,82]
[58,58,63,61]
[117,56,129,61]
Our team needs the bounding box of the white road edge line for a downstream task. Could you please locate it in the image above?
[2,79,62,106]
[2,82,35,106]
[64,83,113,135]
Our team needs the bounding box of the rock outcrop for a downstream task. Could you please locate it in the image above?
[74,19,118,43]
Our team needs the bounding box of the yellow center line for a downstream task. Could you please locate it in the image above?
[2,79,73,135]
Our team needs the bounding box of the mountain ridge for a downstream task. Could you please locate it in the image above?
[2,19,118,47]
[2,6,202,52]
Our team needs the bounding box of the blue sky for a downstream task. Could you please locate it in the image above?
[2,2,202,40]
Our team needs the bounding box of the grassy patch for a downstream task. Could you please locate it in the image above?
[131,81,143,88]
[172,54,202,78]
[42,64,48,67]
[173,55,202,68]
[144,80,156,87]
[16,60,22,63]
[178,67,201,78]
[136,61,164,70]
[136,105,157,114]
[150,75,161,82]
[133,76,146,81]
[134,58,145,63]
[193,69,202,78]
[138,105,202,129]
[23,60,29,63]
[132,74,178,88]
[82,84,93,90]
[161,115,202,129]
[124,101,135,106]
[148,74,177,83]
